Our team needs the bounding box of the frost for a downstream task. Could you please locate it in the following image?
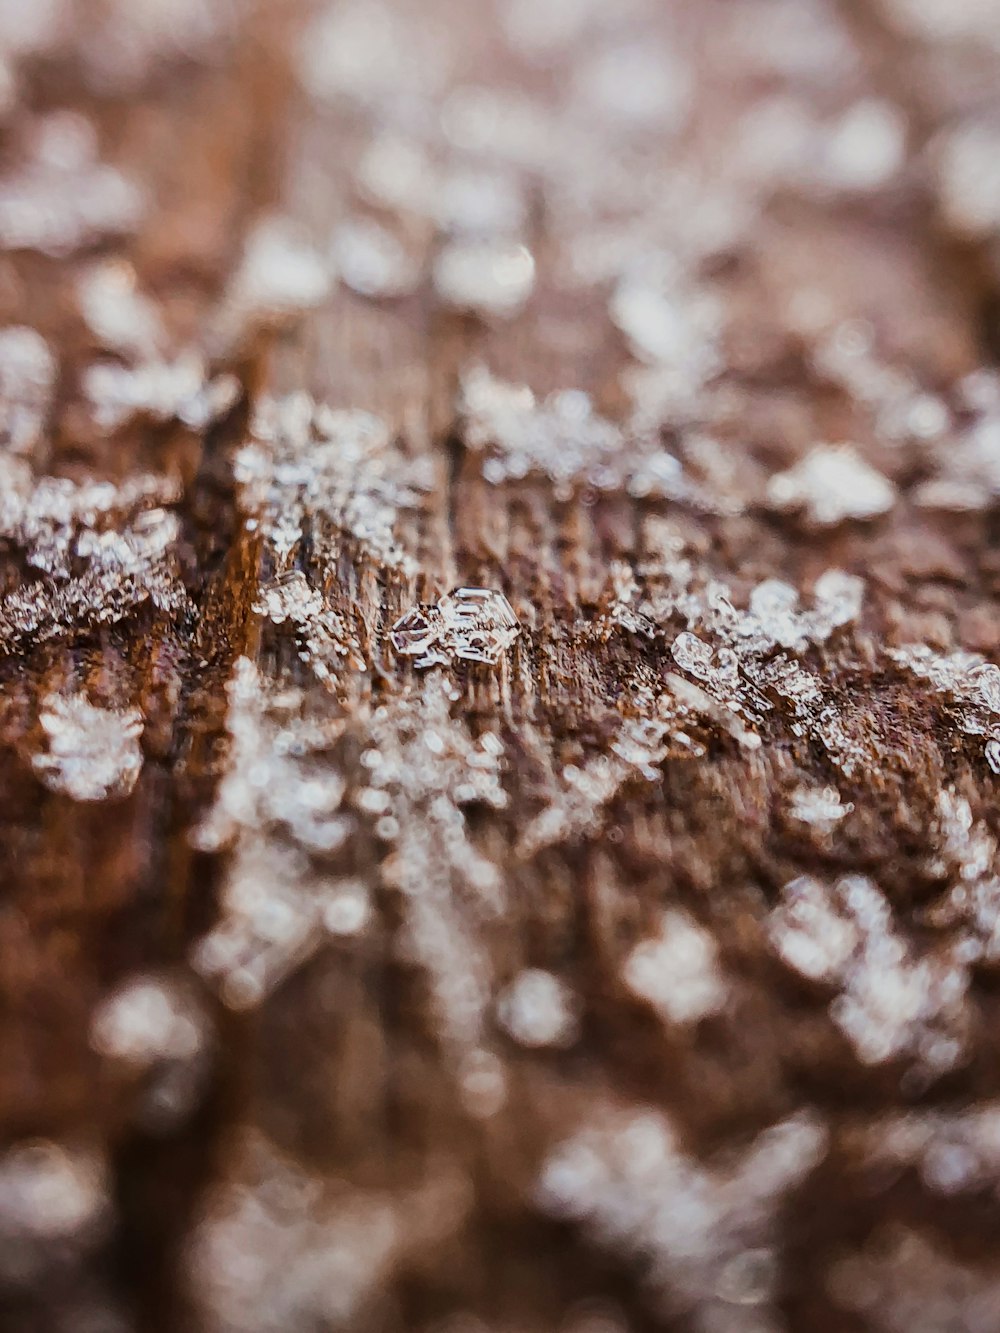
[254,570,361,682]
[496,968,579,1048]
[76,0,236,93]
[84,351,240,432]
[537,1105,827,1327]
[517,715,674,856]
[788,785,853,831]
[934,118,1000,240]
[923,790,1000,965]
[915,381,1000,510]
[331,218,420,299]
[856,1103,1000,1198]
[0,1141,110,1285]
[767,444,895,526]
[623,910,729,1025]
[77,260,165,358]
[0,111,143,255]
[610,259,721,374]
[0,326,55,455]
[810,320,949,446]
[90,974,211,1130]
[767,875,970,1076]
[189,1132,469,1333]
[214,216,330,350]
[433,239,535,317]
[32,691,143,801]
[886,645,1000,764]
[459,364,716,504]
[0,467,186,650]
[821,99,906,192]
[191,659,354,1009]
[389,587,520,669]
[237,393,430,576]
[358,677,507,1068]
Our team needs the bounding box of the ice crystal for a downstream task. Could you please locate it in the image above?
[0,464,186,651]
[496,968,579,1049]
[574,42,691,130]
[923,790,1000,965]
[77,260,165,358]
[767,444,895,526]
[331,218,420,299]
[214,216,330,350]
[358,677,507,1070]
[255,570,361,682]
[84,352,239,432]
[610,258,721,376]
[0,1141,110,1286]
[886,645,1000,766]
[0,325,55,455]
[190,1132,469,1333]
[0,112,143,255]
[90,974,211,1130]
[389,587,520,669]
[237,394,430,575]
[821,99,907,193]
[537,1105,827,1328]
[433,239,535,317]
[788,784,854,831]
[191,659,355,1009]
[623,910,729,1025]
[915,384,1000,510]
[810,320,949,446]
[767,875,969,1075]
[517,716,673,856]
[434,166,527,237]
[857,1102,1000,1197]
[658,564,867,769]
[76,0,235,93]
[459,364,709,503]
[298,0,452,108]
[32,691,143,801]
[934,118,1000,240]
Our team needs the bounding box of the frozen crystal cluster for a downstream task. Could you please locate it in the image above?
[459,364,728,507]
[189,1131,469,1333]
[357,677,508,1084]
[623,910,729,1026]
[766,444,896,527]
[0,462,186,651]
[32,690,144,801]
[0,1140,111,1288]
[390,587,520,668]
[767,874,970,1076]
[537,1106,827,1328]
[90,974,211,1131]
[496,968,580,1049]
[236,394,431,576]
[0,112,143,255]
[191,659,358,1010]
[856,1102,1000,1198]
[662,567,868,772]
[0,325,55,455]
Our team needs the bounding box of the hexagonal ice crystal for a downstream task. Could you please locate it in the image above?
[388,587,519,668]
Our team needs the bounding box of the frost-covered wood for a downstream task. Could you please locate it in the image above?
[5,1,1000,1331]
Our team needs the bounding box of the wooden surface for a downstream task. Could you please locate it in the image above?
[5,1,1000,1330]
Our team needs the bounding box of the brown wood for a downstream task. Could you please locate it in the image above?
[5,1,1000,1330]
